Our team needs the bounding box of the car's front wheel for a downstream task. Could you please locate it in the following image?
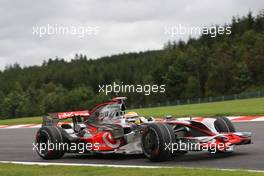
[211,117,236,153]
[214,116,236,133]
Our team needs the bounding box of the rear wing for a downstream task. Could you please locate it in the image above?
[42,110,90,126]
[51,110,90,119]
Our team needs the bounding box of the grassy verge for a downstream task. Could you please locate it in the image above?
[132,97,264,117]
[0,164,263,176]
[0,97,263,125]
[0,116,71,125]
[0,116,42,125]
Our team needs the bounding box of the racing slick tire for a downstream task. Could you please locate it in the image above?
[214,116,236,133]
[212,117,236,154]
[35,126,65,159]
[141,123,175,162]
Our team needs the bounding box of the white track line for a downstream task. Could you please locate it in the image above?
[251,117,264,121]
[226,116,242,120]
[4,125,30,129]
[0,161,168,168]
[0,161,264,173]
[25,125,41,128]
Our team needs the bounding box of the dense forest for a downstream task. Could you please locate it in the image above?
[0,11,264,118]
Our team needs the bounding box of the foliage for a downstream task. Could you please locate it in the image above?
[0,11,264,118]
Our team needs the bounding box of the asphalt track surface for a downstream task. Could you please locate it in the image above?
[0,122,263,170]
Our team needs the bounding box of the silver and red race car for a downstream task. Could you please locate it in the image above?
[35,97,252,162]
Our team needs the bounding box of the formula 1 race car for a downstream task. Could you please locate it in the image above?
[35,97,252,162]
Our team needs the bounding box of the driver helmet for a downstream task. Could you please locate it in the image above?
[124,112,140,124]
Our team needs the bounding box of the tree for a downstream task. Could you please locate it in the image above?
[65,86,95,110]
[40,84,67,113]
[185,76,201,98]
[0,10,263,118]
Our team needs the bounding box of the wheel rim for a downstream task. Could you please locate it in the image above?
[143,128,159,155]
[36,132,49,156]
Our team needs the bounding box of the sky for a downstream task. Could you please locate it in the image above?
[0,0,263,69]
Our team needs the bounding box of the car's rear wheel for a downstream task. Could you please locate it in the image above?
[214,116,236,133]
[35,126,65,159]
[141,123,175,162]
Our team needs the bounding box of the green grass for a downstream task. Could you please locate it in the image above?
[0,116,42,125]
[0,98,263,125]
[132,97,264,117]
[0,164,263,176]
[0,116,71,125]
